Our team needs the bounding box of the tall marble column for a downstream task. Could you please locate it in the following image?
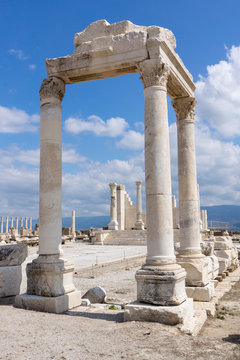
[10,216,14,229]
[20,217,23,228]
[117,185,125,230]
[172,96,212,300]
[134,181,144,230]
[71,210,76,236]
[135,59,187,305]
[108,183,118,230]
[5,216,8,233]
[25,217,28,229]
[29,217,32,231]
[16,77,81,313]
[15,217,19,233]
[0,216,3,233]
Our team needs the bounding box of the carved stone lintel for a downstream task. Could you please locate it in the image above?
[172,97,196,121]
[137,59,170,89]
[39,77,65,103]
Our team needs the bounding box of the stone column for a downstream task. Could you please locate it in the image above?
[29,217,32,231]
[108,183,118,230]
[10,216,14,229]
[16,77,81,313]
[15,217,19,233]
[20,217,23,228]
[5,216,8,233]
[117,185,125,230]
[172,96,212,300]
[0,216,3,233]
[135,59,187,306]
[25,217,28,229]
[71,210,76,237]
[135,181,144,230]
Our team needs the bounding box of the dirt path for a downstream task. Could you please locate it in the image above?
[0,262,239,360]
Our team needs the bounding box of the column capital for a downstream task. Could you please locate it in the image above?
[135,181,142,187]
[138,59,170,89]
[109,182,117,190]
[117,184,125,190]
[172,96,196,122]
[39,77,65,104]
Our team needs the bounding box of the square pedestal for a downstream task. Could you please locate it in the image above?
[27,257,75,297]
[136,264,187,305]
[15,291,82,313]
[177,255,210,287]
[124,298,193,326]
[186,281,215,302]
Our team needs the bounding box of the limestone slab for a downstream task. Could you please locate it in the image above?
[15,291,81,313]
[186,281,215,302]
[124,298,193,326]
[0,265,22,297]
[0,244,28,266]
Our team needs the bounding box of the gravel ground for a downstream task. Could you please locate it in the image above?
[1,255,240,360]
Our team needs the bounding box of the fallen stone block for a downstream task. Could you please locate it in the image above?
[0,244,28,266]
[82,286,106,303]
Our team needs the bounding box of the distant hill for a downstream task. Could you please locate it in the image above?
[31,205,240,231]
[202,205,240,230]
[62,216,110,230]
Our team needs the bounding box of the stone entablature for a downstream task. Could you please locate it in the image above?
[45,20,195,98]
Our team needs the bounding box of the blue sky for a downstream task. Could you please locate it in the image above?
[1,0,240,218]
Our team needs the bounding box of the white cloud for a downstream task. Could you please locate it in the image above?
[116,130,144,150]
[64,115,129,137]
[62,149,87,163]
[29,64,36,70]
[9,49,28,60]
[0,106,39,133]
[169,121,240,206]
[196,45,240,138]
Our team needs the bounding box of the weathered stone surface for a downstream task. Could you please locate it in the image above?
[186,282,215,302]
[82,286,106,304]
[15,291,81,313]
[46,20,195,98]
[0,265,22,297]
[27,257,75,297]
[177,256,210,287]
[124,298,194,326]
[0,244,28,266]
[136,265,187,305]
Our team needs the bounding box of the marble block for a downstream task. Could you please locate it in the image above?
[0,265,21,297]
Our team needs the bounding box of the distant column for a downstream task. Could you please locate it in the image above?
[71,210,76,236]
[25,217,28,229]
[108,183,118,230]
[15,217,19,233]
[117,185,125,230]
[10,216,14,228]
[0,216,3,233]
[135,181,144,230]
[5,216,8,233]
[20,217,23,228]
[29,217,32,231]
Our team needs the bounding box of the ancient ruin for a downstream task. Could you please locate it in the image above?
[10,19,239,331]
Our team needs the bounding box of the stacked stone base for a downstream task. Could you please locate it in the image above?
[15,255,82,313]
[15,291,81,313]
[124,298,193,325]
[186,281,215,302]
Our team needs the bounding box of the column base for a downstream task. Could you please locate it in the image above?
[177,254,210,287]
[124,298,193,326]
[108,220,118,231]
[136,264,187,305]
[134,220,145,230]
[15,291,81,313]
[27,256,75,297]
[186,281,215,302]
